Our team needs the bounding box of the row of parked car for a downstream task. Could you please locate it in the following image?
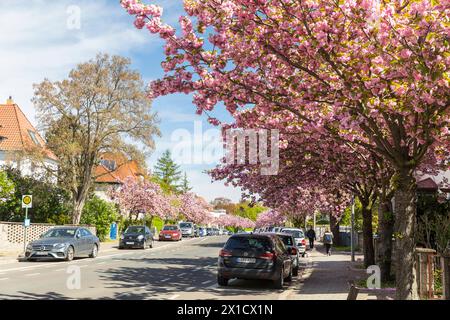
[217,227,308,289]
[24,222,234,262]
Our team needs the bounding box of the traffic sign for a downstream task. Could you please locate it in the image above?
[22,195,32,208]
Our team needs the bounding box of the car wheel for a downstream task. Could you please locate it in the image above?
[142,241,147,250]
[218,276,229,286]
[293,266,299,277]
[89,244,98,258]
[285,266,293,282]
[65,246,74,261]
[274,268,284,289]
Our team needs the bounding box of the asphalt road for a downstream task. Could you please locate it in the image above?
[0,236,307,300]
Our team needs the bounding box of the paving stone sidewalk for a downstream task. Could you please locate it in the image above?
[289,242,367,300]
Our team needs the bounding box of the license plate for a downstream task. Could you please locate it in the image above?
[165,235,171,238]
[126,242,134,245]
[35,252,48,256]
[237,258,256,264]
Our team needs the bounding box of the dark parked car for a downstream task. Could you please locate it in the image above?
[263,232,299,276]
[217,233,292,289]
[25,227,100,261]
[206,228,213,236]
[119,226,154,249]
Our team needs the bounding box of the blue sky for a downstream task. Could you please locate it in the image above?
[0,0,242,202]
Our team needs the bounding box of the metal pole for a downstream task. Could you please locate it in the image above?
[23,207,28,254]
[351,196,355,262]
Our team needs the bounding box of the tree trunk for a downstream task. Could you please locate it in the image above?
[393,169,418,300]
[361,203,375,267]
[377,194,395,282]
[72,197,86,225]
[329,213,340,246]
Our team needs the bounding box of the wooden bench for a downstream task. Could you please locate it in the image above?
[347,281,396,300]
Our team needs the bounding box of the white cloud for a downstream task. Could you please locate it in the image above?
[0,0,154,123]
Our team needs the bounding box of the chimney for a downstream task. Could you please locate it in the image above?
[6,96,14,104]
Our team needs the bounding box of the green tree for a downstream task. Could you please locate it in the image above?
[233,201,266,221]
[153,150,182,193]
[0,170,15,204]
[179,172,192,194]
[80,195,119,241]
[0,167,72,223]
[33,53,160,225]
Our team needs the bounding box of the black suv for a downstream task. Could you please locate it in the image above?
[217,233,293,289]
[119,226,154,249]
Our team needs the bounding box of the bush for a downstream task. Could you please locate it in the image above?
[0,167,72,223]
[81,196,119,241]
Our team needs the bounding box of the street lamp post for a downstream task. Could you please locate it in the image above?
[351,195,355,262]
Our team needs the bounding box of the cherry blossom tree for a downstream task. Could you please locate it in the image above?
[109,177,174,223]
[179,192,214,225]
[255,209,286,228]
[215,214,255,230]
[121,0,450,299]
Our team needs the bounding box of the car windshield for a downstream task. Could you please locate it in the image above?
[225,236,272,251]
[279,235,294,246]
[282,230,304,239]
[180,223,191,228]
[125,226,145,234]
[42,228,76,238]
[163,226,178,231]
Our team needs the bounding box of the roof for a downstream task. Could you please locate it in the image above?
[94,152,145,184]
[0,102,57,161]
[417,178,439,191]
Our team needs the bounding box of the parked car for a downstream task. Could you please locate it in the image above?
[25,227,100,261]
[206,228,213,236]
[217,233,293,289]
[193,225,200,237]
[119,225,154,249]
[179,222,195,238]
[159,225,182,241]
[263,232,300,276]
[199,227,207,237]
[280,228,306,257]
[273,227,284,233]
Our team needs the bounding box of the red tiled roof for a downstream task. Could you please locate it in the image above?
[94,153,145,184]
[0,103,57,161]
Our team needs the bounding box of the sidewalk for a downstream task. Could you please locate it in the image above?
[290,242,367,300]
[0,240,120,265]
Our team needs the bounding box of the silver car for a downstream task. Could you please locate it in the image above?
[25,227,100,261]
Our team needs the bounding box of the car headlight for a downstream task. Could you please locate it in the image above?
[137,235,144,240]
[53,243,67,249]
[26,244,32,251]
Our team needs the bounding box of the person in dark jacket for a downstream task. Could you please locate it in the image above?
[306,227,316,249]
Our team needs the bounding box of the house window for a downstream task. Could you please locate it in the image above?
[28,130,41,146]
[100,159,117,171]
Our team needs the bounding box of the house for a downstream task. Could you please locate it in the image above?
[0,97,58,179]
[94,152,146,201]
[417,169,450,197]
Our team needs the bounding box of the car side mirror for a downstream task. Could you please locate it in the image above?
[76,234,81,239]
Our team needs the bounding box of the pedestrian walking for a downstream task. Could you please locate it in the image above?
[306,226,316,249]
[323,229,333,256]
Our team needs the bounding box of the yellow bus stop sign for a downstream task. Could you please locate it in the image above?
[22,195,32,209]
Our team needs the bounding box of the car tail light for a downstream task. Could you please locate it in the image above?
[301,239,306,246]
[219,249,232,257]
[258,251,276,260]
[291,247,297,255]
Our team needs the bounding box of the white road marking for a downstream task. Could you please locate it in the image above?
[96,262,106,265]
[201,280,212,285]
[25,273,40,277]
[0,278,9,281]
[185,287,196,291]
[160,278,169,282]
[178,273,187,277]
[168,294,179,300]
[55,268,65,271]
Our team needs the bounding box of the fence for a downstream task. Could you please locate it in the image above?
[0,222,96,250]
[414,248,450,300]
